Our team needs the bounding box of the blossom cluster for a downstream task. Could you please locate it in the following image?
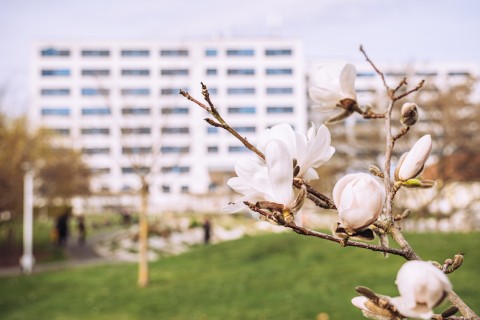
[222,62,454,319]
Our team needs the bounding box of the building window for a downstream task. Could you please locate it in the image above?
[81,128,110,135]
[90,167,110,174]
[180,185,189,193]
[227,68,255,76]
[267,106,294,114]
[227,49,254,56]
[205,49,217,57]
[228,106,256,114]
[232,126,256,133]
[161,69,189,76]
[40,48,70,57]
[122,147,152,154]
[52,128,70,136]
[41,89,70,96]
[161,127,189,134]
[41,69,70,77]
[227,87,255,95]
[121,88,150,96]
[81,88,109,96]
[41,108,70,116]
[385,71,406,77]
[266,87,293,94]
[265,49,292,56]
[162,185,171,193]
[82,148,110,155]
[161,166,190,174]
[266,68,292,75]
[228,146,248,153]
[415,71,438,77]
[122,167,150,174]
[121,69,150,76]
[448,71,470,77]
[205,68,217,76]
[82,69,110,76]
[121,50,149,57]
[207,146,218,153]
[82,107,111,116]
[161,88,187,95]
[207,127,218,134]
[81,50,109,57]
[357,72,376,77]
[160,49,188,57]
[121,127,151,135]
[122,108,150,115]
[161,146,190,154]
[161,107,189,115]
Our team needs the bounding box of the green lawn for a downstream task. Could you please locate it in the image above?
[0,232,478,319]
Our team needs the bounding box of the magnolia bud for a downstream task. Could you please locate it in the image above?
[395,135,432,181]
[333,173,385,233]
[390,261,452,319]
[400,103,418,127]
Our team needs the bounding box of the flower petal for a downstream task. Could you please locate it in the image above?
[339,63,357,100]
[265,139,294,207]
[222,192,264,213]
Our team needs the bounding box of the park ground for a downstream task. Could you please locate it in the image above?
[0,231,479,319]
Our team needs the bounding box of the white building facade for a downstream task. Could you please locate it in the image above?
[29,38,306,213]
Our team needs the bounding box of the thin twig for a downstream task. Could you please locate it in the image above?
[359,45,390,93]
[245,202,408,258]
[393,126,410,141]
[393,77,408,94]
[394,80,425,101]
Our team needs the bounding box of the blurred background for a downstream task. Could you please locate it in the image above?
[0,0,479,319]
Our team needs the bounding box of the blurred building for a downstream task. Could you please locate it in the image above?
[29,38,306,213]
[307,60,480,172]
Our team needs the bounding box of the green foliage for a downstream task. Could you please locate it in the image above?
[0,232,478,319]
[0,113,91,220]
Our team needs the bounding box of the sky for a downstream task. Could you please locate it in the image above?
[0,0,479,115]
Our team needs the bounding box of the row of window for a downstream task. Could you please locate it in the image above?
[40,87,294,96]
[41,105,293,117]
[357,71,471,77]
[41,68,294,77]
[41,48,293,58]
[51,124,290,136]
[83,145,249,156]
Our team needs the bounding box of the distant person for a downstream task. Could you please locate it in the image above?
[120,208,132,225]
[203,217,212,244]
[56,210,70,247]
[77,216,86,246]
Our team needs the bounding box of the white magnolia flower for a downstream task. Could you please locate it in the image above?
[390,261,452,319]
[257,123,335,181]
[223,139,294,214]
[352,296,396,320]
[332,173,385,233]
[395,135,432,181]
[309,63,357,112]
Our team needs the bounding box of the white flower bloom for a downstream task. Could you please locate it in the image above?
[309,63,357,112]
[395,135,432,181]
[390,261,452,319]
[257,123,335,181]
[223,139,294,215]
[332,173,385,233]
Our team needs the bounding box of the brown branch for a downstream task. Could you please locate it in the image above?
[393,77,408,94]
[394,80,425,101]
[245,201,407,257]
[179,89,210,112]
[393,126,410,141]
[294,179,336,210]
[359,45,391,93]
[362,112,385,120]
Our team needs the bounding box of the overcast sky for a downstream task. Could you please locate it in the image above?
[1,0,479,114]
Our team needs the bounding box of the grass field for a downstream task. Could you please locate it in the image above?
[0,232,479,319]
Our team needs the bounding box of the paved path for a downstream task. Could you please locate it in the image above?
[0,229,126,278]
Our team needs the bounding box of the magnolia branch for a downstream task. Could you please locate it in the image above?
[244,201,408,258]
[180,85,336,211]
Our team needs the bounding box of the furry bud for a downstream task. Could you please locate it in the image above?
[400,103,418,127]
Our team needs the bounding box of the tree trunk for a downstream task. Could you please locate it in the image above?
[137,181,149,288]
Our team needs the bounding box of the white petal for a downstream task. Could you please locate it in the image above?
[339,207,377,231]
[351,296,369,311]
[222,192,264,213]
[226,177,255,195]
[268,124,297,158]
[390,297,433,320]
[333,174,358,209]
[398,135,432,180]
[339,63,357,100]
[309,86,342,109]
[265,140,294,207]
[234,157,271,194]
